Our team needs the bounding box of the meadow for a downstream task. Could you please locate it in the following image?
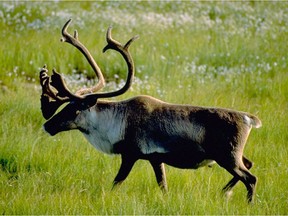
[0,1,288,214]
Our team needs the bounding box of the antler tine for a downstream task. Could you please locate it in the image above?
[124,35,140,50]
[40,65,69,101]
[60,19,105,96]
[104,26,139,52]
[105,26,122,48]
[40,65,57,101]
[40,65,73,120]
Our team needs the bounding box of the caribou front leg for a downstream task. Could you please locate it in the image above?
[112,155,137,190]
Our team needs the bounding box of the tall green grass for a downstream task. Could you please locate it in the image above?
[1,1,288,214]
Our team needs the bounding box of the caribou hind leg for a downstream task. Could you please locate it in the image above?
[222,156,253,195]
[220,157,257,203]
[234,166,257,203]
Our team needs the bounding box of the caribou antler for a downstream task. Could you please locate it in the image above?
[86,26,139,99]
[39,19,138,119]
[61,19,105,95]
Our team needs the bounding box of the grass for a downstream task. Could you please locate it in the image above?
[1,1,288,215]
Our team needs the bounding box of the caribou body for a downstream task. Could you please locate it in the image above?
[40,19,261,203]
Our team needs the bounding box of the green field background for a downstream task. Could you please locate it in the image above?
[0,1,287,215]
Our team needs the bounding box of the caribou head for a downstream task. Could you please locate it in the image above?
[40,19,138,135]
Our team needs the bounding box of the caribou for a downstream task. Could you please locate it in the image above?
[40,19,261,203]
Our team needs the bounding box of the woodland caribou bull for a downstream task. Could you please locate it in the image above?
[40,19,261,203]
